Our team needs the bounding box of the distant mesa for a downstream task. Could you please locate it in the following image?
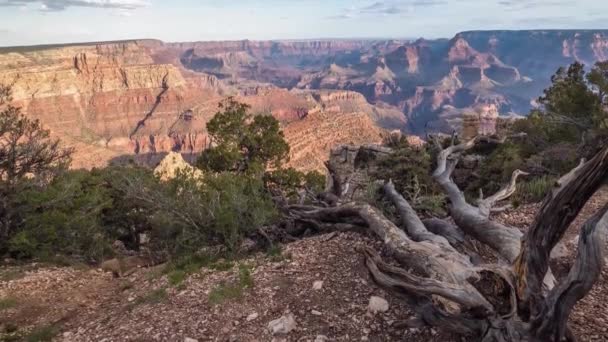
[2,30,608,170]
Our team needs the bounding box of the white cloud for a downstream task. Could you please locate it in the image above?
[0,0,149,11]
[327,0,447,20]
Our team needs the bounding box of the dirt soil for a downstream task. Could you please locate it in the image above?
[1,187,607,342]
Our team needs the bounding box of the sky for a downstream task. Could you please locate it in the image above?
[0,0,607,46]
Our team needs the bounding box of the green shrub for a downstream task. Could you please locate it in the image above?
[25,325,59,342]
[465,62,608,204]
[207,264,254,305]
[0,297,17,310]
[7,170,113,262]
[208,282,245,305]
[146,171,277,256]
[514,176,557,204]
[372,136,444,216]
[167,270,187,286]
[197,98,289,173]
[129,288,168,310]
[98,166,158,251]
[238,264,254,289]
[265,244,289,262]
[264,168,326,202]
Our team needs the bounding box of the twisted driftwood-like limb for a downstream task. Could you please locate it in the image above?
[514,146,608,323]
[286,136,608,341]
[291,184,525,340]
[422,217,465,246]
[362,247,494,312]
[431,136,525,264]
[383,181,453,248]
[531,204,608,341]
[290,203,476,283]
[478,169,529,217]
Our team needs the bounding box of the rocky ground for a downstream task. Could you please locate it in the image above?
[1,187,607,342]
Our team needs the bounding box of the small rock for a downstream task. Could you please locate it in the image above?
[311,310,322,316]
[139,233,150,245]
[312,280,324,290]
[239,238,257,253]
[315,335,329,342]
[246,312,259,322]
[268,313,297,335]
[550,242,569,259]
[368,296,389,313]
[184,338,198,342]
[571,235,580,246]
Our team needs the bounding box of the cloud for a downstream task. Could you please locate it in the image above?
[0,0,149,12]
[497,0,572,10]
[327,0,446,20]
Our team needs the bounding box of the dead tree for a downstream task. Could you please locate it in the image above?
[290,136,608,341]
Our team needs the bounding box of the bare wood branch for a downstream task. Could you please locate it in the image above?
[362,247,494,312]
[383,180,453,248]
[431,135,525,263]
[478,169,529,217]
[290,203,476,283]
[531,205,608,341]
[514,145,608,322]
[422,218,465,246]
[557,158,586,187]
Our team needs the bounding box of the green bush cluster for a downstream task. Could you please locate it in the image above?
[468,61,608,203]
[371,135,446,216]
[0,92,319,264]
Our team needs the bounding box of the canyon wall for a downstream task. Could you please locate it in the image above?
[0,41,391,169]
[2,30,608,169]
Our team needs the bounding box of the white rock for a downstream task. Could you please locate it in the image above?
[312,280,324,290]
[268,313,297,335]
[368,296,389,313]
[314,335,329,342]
[311,310,322,316]
[246,312,259,322]
[184,338,198,342]
[550,242,569,259]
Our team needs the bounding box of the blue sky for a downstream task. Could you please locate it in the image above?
[0,0,607,46]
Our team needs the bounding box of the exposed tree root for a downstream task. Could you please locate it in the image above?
[286,136,608,341]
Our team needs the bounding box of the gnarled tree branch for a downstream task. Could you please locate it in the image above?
[478,169,529,217]
[531,204,608,342]
[431,135,525,264]
[514,146,608,322]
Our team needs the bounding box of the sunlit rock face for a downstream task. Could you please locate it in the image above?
[2,30,608,169]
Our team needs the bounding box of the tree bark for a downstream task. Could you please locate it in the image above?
[514,146,608,322]
[285,140,608,342]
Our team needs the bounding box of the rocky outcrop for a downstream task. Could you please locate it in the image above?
[165,30,608,136]
[154,151,203,181]
[0,41,227,167]
[0,40,395,170]
[4,30,608,169]
[283,109,385,172]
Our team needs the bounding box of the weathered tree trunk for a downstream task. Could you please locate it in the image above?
[288,137,608,341]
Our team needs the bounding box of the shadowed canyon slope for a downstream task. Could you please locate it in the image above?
[2,30,608,169]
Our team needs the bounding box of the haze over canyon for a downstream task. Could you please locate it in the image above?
[2,29,608,169]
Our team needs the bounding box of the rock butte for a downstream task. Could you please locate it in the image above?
[1,30,608,170]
